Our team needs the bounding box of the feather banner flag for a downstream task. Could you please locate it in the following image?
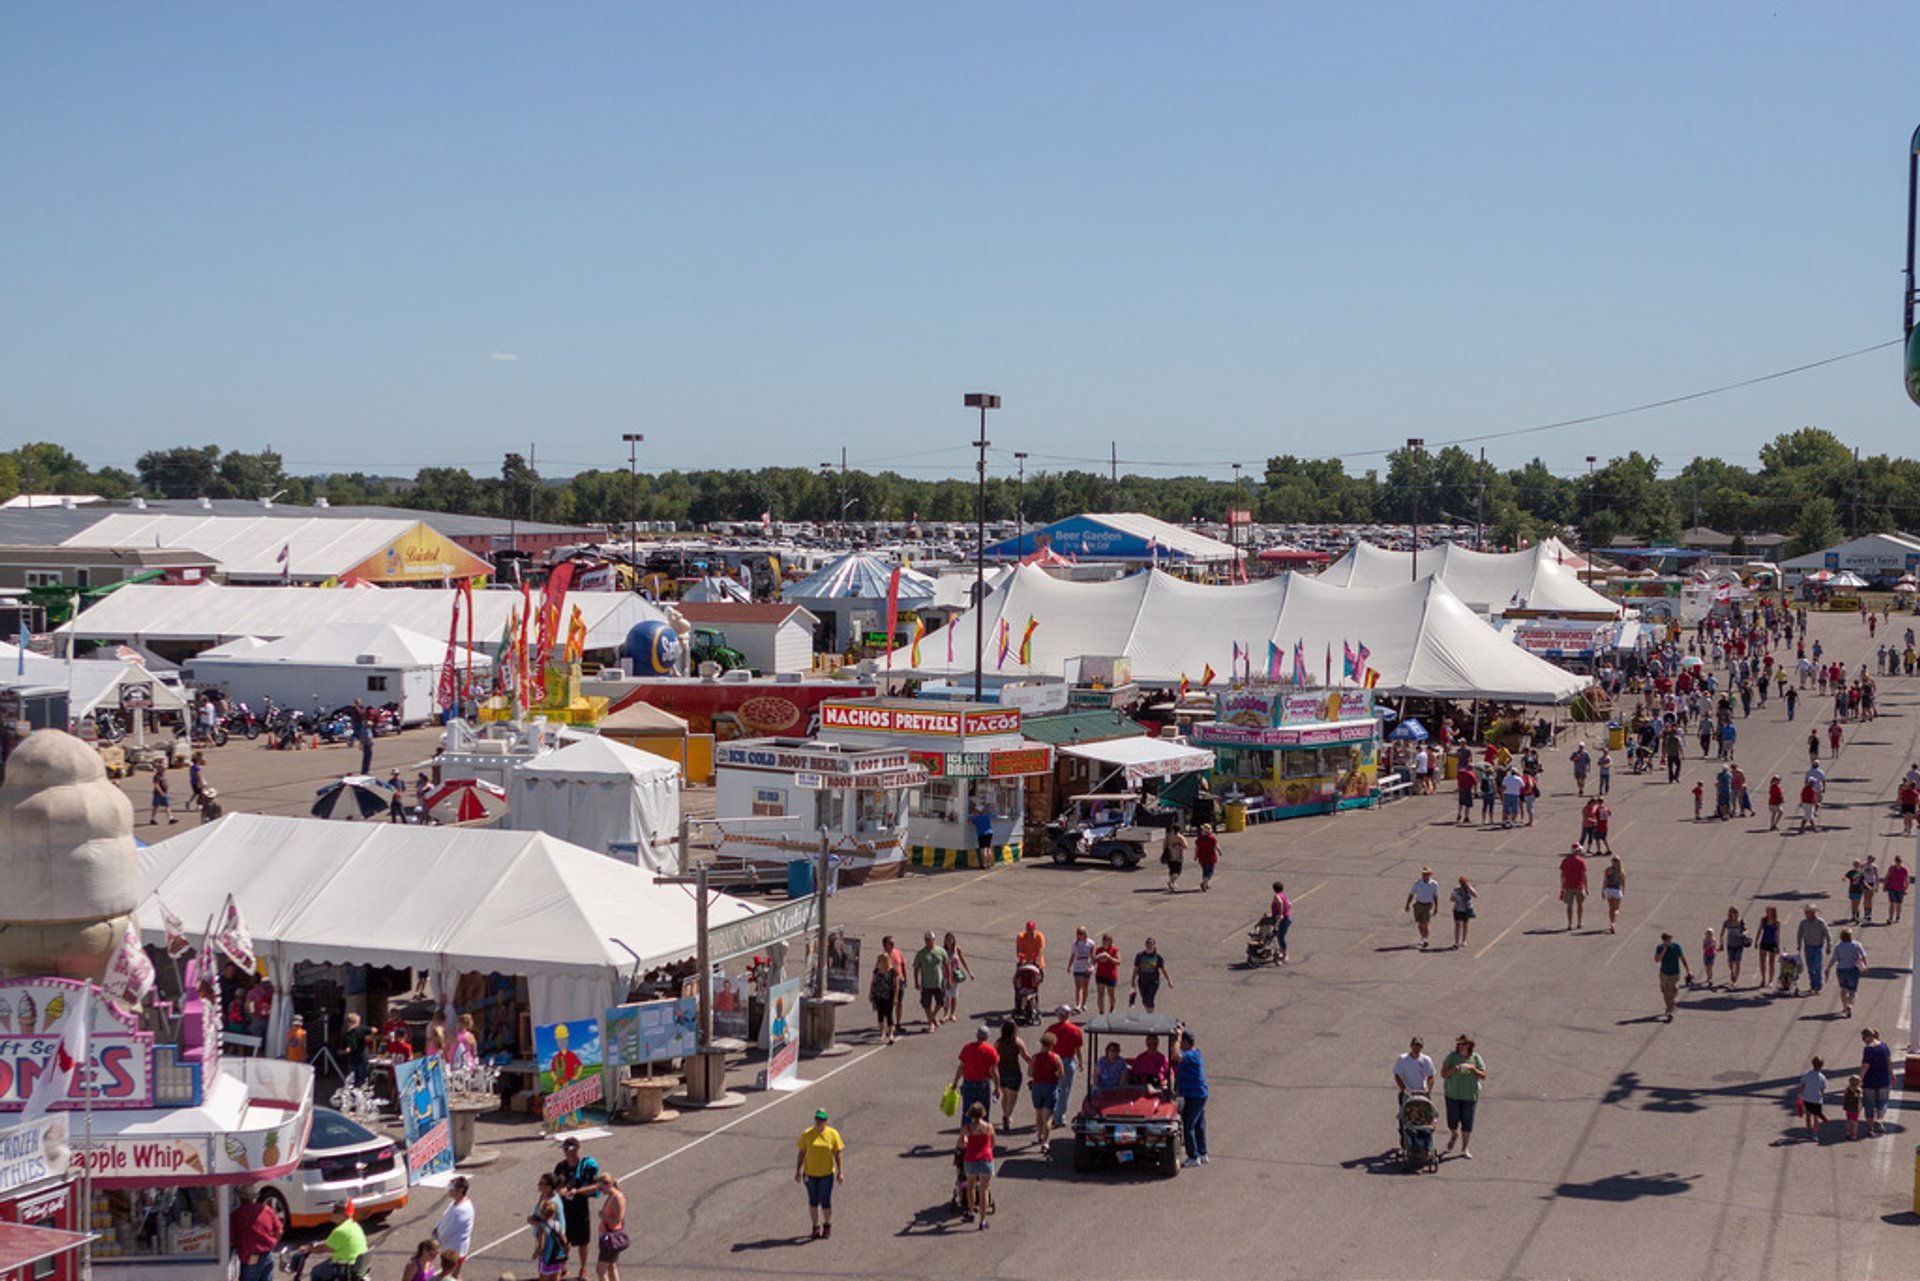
[1355,641,1370,675]
[1178,673,1190,697]
[1267,641,1282,682]
[1291,640,1307,687]
[1018,615,1039,665]
[20,986,90,1122]
[1363,667,1382,689]
[884,567,902,671]
[996,618,1012,670]
[1324,642,1332,688]
[1200,663,1216,689]
[910,617,924,667]
[1342,641,1357,681]
[1232,642,1244,682]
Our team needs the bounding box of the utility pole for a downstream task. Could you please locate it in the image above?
[1585,455,1598,588]
[1851,447,1861,538]
[1474,448,1485,550]
[1407,439,1425,581]
[622,433,645,555]
[1110,442,1118,508]
[528,443,537,526]
[1014,452,1028,558]
[1231,462,1243,569]
[841,445,849,541]
[965,394,1001,700]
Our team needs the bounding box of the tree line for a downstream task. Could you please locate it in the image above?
[0,426,1903,558]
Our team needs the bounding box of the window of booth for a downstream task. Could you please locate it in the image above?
[1216,748,1267,784]
[814,788,846,831]
[1280,749,1334,780]
[90,1187,219,1262]
[986,778,1023,817]
[914,779,962,823]
[855,787,901,833]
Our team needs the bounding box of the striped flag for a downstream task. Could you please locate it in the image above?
[1018,615,1039,665]
[1267,641,1282,682]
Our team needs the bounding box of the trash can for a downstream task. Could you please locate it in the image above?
[1607,722,1626,751]
[1442,754,1459,781]
[1223,801,1247,833]
[787,858,814,900]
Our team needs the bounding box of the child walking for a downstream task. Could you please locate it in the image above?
[1691,780,1704,821]
[1843,1074,1863,1140]
[1700,929,1718,988]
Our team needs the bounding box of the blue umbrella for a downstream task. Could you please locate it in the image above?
[312,775,392,820]
[1388,717,1429,742]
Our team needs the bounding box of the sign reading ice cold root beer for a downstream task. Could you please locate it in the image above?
[820,701,1020,738]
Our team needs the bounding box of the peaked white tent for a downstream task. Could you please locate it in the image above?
[186,622,490,724]
[506,735,682,871]
[0,643,191,720]
[136,812,758,1047]
[1318,541,1620,618]
[891,566,1586,702]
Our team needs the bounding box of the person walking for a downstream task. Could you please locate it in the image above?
[1795,775,1820,833]
[1269,881,1293,964]
[1440,1034,1486,1158]
[1559,845,1589,931]
[1193,823,1220,891]
[1799,1057,1829,1141]
[1130,939,1172,1011]
[1859,1028,1894,1136]
[1600,856,1626,934]
[794,1109,845,1240]
[912,932,950,1033]
[1065,926,1094,1012]
[1766,774,1783,830]
[1162,826,1188,892]
[150,761,177,826]
[1392,1037,1436,1099]
[1826,928,1867,1017]
[1886,855,1911,925]
[1592,798,1613,854]
[1597,747,1612,796]
[1092,932,1122,1013]
[951,1026,1000,1121]
[593,1174,626,1281]
[1719,907,1750,989]
[1449,877,1477,950]
[1755,906,1782,988]
[881,935,907,1029]
[434,1177,475,1278]
[553,1137,601,1280]
[1797,906,1833,996]
[1569,742,1591,796]
[1455,762,1477,824]
[1028,1031,1064,1152]
[992,1019,1029,1131]
[1406,868,1442,949]
[1172,1027,1210,1167]
[230,1185,285,1281]
[1860,856,1880,924]
[1043,1005,1083,1128]
[868,953,898,1045]
[1843,861,1867,923]
[1654,932,1692,1021]
[941,931,973,1024]
[955,1103,996,1229]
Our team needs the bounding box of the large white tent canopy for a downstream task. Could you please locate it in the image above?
[1059,737,1215,786]
[1318,541,1620,618]
[506,735,681,872]
[0,643,190,718]
[886,565,1586,702]
[58,583,668,654]
[136,813,758,1043]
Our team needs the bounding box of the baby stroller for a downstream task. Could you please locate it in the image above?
[1397,1093,1439,1172]
[1246,916,1280,966]
[1777,953,1803,996]
[949,1148,996,1217]
[1012,961,1043,1025]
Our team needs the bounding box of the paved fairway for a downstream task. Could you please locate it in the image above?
[188,612,1917,1280]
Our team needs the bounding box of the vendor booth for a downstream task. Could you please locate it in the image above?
[711,738,928,882]
[1191,688,1383,821]
[815,699,1053,869]
[506,735,681,872]
[1056,736,1214,793]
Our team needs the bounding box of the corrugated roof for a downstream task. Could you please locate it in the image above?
[671,602,817,627]
[1019,708,1144,745]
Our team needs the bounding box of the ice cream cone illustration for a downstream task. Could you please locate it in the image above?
[0,995,12,1033]
[17,995,36,1036]
[223,1134,249,1169]
[42,994,64,1033]
[183,1150,204,1174]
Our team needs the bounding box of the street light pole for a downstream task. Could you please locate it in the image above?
[1585,455,1598,588]
[1407,439,1425,582]
[1014,452,1028,558]
[1231,462,1243,576]
[622,433,645,558]
[965,394,1001,699]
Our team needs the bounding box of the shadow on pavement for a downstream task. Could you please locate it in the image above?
[729,1233,815,1252]
[1339,1147,1422,1176]
[1601,1070,1801,1112]
[1550,1170,1693,1201]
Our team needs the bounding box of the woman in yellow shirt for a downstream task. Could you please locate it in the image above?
[794,1109,846,1240]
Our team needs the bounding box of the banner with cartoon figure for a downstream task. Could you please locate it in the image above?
[394,1056,454,1181]
[760,977,803,1091]
[534,1019,604,1130]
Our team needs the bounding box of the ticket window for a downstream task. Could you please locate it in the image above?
[984,779,1023,820]
[855,788,902,834]
[89,1187,220,1264]
[914,779,962,824]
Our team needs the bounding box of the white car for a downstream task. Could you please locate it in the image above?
[257,1108,410,1230]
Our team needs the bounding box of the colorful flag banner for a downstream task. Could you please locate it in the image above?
[1018,615,1039,665]
[1200,663,1216,688]
[996,618,1011,670]
[1292,641,1307,687]
[156,896,193,959]
[19,986,90,1122]
[1267,641,1282,682]
[884,568,902,671]
[102,924,155,1009]
[909,617,924,667]
[1342,642,1357,680]
[215,895,256,973]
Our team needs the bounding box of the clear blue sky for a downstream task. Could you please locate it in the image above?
[3,3,1914,484]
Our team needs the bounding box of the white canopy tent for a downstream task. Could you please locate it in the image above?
[1059,737,1215,787]
[506,735,682,872]
[136,813,757,1048]
[1319,541,1620,618]
[0,643,192,719]
[891,566,1587,702]
[188,621,492,724]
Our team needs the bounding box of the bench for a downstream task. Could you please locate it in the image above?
[1376,772,1413,803]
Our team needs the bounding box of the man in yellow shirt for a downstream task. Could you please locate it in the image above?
[793,1109,845,1240]
[303,1203,367,1280]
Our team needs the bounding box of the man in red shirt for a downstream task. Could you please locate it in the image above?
[1193,826,1220,892]
[1043,1005,1084,1126]
[230,1186,284,1281]
[951,1025,1000,1120]
[1559,844,1589,931]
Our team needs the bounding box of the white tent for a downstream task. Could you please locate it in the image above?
[186,622,490,725]
[136,812,757,1047]
[887,565,1587,702]
[60,512,492,582]
[58,583,668,654]
[1059,737,1215,787]
[1319,541,1620,618]
[0,643,191,720]
[506,735,682,872]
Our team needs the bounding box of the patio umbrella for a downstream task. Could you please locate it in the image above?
[1679,655,1703,668]
[1388,717,1429,741]
[423,777,508,825]
[312,774,393,820]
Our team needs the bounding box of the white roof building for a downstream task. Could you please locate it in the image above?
[62,513,492,582]
[1778,533,1920,578]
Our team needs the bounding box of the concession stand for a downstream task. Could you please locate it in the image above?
[0,1116,87,1281]
[1191,689,1382,821]
[711,738,928,882]
[814,699,1053,869]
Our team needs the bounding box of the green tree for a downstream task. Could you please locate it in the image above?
[1787,495,1843,558]
[136,446,222,497]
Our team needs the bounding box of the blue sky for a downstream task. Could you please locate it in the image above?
[2,4,1914,484]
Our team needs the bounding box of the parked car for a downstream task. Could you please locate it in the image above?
[256,1107,409,1229]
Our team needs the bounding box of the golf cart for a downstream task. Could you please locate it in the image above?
[1044,793,1169,869]
[1070,1011,1184,1177]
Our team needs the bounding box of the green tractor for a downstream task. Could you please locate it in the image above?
[690,626,748,673]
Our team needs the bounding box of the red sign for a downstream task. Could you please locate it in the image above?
[821,702,1022,738]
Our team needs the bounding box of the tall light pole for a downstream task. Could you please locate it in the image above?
[1585,455,1598,587]
[965,394,1000,699]
[622,433,644,556]
[1407,439,1425,581]
[1014,451,1028,558]
[819,463,836,541]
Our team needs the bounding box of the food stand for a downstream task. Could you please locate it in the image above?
[814,700,1053,869]
[1191,689,1382,821]
[0,1116,88,1281]
[711,739,928,882]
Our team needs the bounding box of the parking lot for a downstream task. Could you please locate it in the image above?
[172,612,1918,1280]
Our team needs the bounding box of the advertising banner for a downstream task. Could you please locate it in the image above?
[0,1115,69,1198]
[0,978,154,1112]
[1278,690,1374,725]
[604,999,698,1071]
[826,934,862,996]
[760,977,803,1091]
[711,975,751,1042]
[534,1019,605,1130]
[394,1057,455,1182]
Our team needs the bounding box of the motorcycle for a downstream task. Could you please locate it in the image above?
[220,703,264,740]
